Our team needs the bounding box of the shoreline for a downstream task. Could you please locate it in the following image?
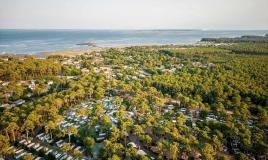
[1,30,267,57]
[2,33,267,57]
[39,45,135,57]
[0,42,212,58]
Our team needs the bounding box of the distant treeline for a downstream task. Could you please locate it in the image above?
[159,44,268,56]
[222,43,268,55]
[201,35,268,43]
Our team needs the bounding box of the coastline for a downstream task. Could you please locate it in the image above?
[0,42,215,58]
[37,44,187,57]
[1,30,267,57]
[38,45,133,57]
[37,41,219,57]
[39,48,106,57]
[1,33,267,57]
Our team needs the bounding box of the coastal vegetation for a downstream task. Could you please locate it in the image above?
[0,57,61,81]
[222,43,268,55]
[0,40,268,160]
[201,35,268,43]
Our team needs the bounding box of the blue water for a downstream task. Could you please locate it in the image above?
[0,29,267,54]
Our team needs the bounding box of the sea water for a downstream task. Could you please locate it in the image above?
[0,29,267,54]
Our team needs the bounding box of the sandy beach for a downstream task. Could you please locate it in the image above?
[39,44,147,57]
[40,48,106,57]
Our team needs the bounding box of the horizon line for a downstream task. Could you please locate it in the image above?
[0,28,268,31]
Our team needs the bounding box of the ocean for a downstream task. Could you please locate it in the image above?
[0,29,267,54]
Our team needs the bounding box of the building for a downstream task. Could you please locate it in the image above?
[14,99,26,105]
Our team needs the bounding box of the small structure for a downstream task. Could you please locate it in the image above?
[33,143,40,149]
[81,68,90,73]
[56,140,65,147]
[0,104,14,109]
[180,108,187,113]
[127,142,138,148]
[4,93,11,97]
[19,139,26,144]
[60,154,68,160]
[14,99,26,105]
[47,80,53,85]
[55,152,63,159]
[137,149,147,156]
[2,82,9,86]
[36,146,43,151]
[27,142,35,148]
[45,149,53,155]
[126,111,134,117]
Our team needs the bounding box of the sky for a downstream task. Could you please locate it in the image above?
[0,0,267,30]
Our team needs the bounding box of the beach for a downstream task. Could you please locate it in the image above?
[1,29,268,55]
